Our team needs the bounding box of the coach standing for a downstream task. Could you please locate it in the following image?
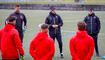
[84,9,101,56]
[6,5,27,43]
[45,7,64,58]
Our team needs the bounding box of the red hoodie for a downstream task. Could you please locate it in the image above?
[0,24,24,59]
[29,32,55,60]
[69,31,94,60]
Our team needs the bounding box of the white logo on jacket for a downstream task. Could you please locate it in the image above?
[20,15,24,20]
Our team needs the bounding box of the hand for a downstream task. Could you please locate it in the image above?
[23,26,26,32]
[52,25,58,29]
[55,25,58,28]
[20,55,25,60]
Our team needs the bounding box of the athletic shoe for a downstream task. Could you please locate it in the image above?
[60,53,64,58]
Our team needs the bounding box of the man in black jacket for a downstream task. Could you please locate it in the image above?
[84,9,101,56]
[6,5,27,43]
[45,7,64,58]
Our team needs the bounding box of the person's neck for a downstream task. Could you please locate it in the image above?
[15,11,20,13]
[40,31,47,33]
[8,23,15,26]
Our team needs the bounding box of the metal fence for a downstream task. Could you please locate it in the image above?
[0,0,105,3]
[0,0,105,11]
[0,0,73,2]
[0,0,32,2]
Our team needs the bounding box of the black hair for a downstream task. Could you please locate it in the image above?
[89,8,94,12]
[50,6,55,11]
[15,5,20,7]
[8,16,16,22]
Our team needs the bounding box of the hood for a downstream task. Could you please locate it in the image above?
[35,32,48,40]
[76,31,87,38]
[4,24,15,32]
[88,13,95,17]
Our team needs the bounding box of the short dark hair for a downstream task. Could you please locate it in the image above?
[41,24,49,29]
[15,5,20,7]
[89,8,94,12]
[50,6,55,11]
[8,16,16,22]
[77,21,86,31]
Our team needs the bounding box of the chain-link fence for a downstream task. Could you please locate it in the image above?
[0,0,105,11]
[0,0,105,3]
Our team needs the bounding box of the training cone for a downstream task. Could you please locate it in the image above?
[102,56,105,59]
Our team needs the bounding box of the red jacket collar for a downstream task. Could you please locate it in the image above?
[35,32,48,40]
[76,31,88,38]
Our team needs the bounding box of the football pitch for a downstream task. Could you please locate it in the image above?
[0,10,105,60]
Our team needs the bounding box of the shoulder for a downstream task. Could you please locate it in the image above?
[87,35,94,41]
[31,37,38,44]
[20,13,26,16]
[85,15,89,18]
[20,12,24,15]
[0,29,3,34]
[47,37,54,43]
[9,12,15,16]
[11,12,15,15]
[95,15,99,19]
[8,13,17,19]
[70,36,76,42]
[47,14,52,18]
[46,15,50,18]
[11,29,19,35]
[31,39,35,44]
[46,15,52,20]
[56,14,60,17]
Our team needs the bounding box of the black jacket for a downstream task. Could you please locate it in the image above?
[84,13,101,34]
[6,12,27,32]
[45,12,63,34]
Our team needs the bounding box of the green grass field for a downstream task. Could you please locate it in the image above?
[0,10,105,60]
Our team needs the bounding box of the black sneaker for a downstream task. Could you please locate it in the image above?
[60,53,64,58]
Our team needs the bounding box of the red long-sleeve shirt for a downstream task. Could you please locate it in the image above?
[70,31,94,60]
[29,32,55,60]
[0,24,24,59]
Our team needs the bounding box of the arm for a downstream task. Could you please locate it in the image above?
[22,14,27,32]
[84,16,88,23]
[43,39,55,60]
[29,40,39,60]
[23,14,27,27]
[14,30,24,56]
[0,30,2,50]
[70,38,80,60]
[84,38,94,60]
[96,17,101,33]
[45,17,53,27]
[58,16,63,27]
